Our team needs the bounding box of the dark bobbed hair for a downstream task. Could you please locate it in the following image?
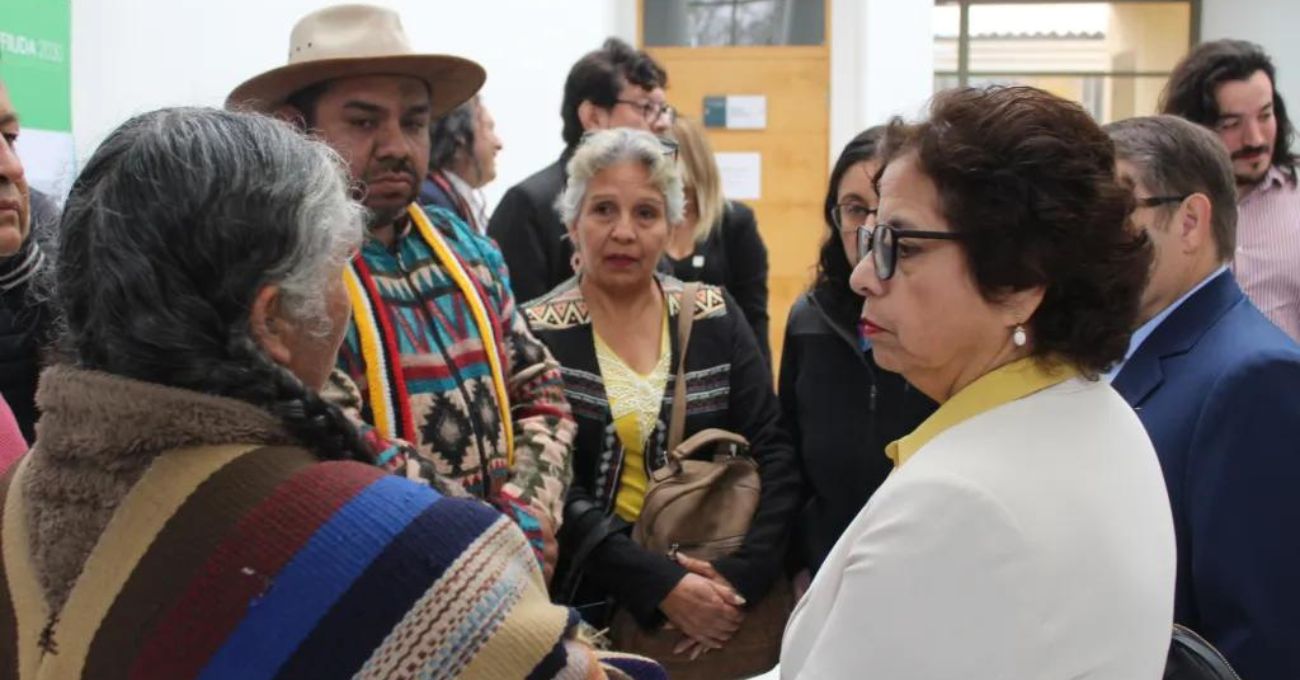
[1160,39,1297,175]
[812,125,889,323]
[430,95,479,172]
[879,86,1152,376]
[1105,114,1238,262]
[561,38,667,148]
[55,107,371,460]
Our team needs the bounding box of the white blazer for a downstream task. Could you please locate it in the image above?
[780,378,1176,679]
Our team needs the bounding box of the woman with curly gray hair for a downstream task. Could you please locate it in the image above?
[525,128,799,674]
[0,107,661,680]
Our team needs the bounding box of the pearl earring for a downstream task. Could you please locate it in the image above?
[1012,324,1028,347]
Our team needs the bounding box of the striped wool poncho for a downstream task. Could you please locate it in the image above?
[0,366,661,680]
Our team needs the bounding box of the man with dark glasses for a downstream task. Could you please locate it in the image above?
[1107,114,1300,680]
[489,38,674,304]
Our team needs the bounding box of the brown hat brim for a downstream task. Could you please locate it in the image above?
[226,54,485,118]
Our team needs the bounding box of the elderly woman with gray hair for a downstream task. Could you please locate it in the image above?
[524,128,798,663]
[0,108,663,680]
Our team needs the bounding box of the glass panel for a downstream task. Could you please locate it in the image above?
[934,73,1169,124]
[933,2,961,73]
[644,0,825,47]
[969,2,1188,74]
[1102,75,1176,121]
[933,2,1191,76]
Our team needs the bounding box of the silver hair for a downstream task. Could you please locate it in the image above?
[272,141,364,336]
[430,94,481,171]
[1104,114,1238,262]
[54,107,363,358]
[53,107,372,460]
[554,128,686,227]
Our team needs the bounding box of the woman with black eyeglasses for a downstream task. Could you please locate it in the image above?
[522,129,799,665]
[779,87,1176,678]
[778,126,935,594]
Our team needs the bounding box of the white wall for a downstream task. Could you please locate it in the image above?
[1200,0,1300,109]
[66,1,1300,206]
[71,0,635,209]
[70,0,940,205]
[829,0,934,165]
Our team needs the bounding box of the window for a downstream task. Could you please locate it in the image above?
[644,0,826,47]
[934,1,1196,123]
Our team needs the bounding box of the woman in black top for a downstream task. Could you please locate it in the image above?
[526,128,798,656]
[779,127,936,586]
[662,115,771,367]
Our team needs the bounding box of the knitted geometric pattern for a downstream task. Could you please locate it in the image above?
[0,446,596,679]
[337,204,575,525]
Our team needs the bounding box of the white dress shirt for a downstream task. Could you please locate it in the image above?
[446,170,490,235]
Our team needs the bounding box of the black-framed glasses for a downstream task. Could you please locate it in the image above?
[615,99,677,124]
[1134,194,1190,208]
[579,130,679,161]
[832,201,877,232]
[855,224,964,281]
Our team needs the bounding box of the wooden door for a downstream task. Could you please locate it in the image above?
[644,42,831,373]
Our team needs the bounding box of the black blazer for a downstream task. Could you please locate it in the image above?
[0,189,57,440]
[662,201,771,368]
[779,289,935,575]
[487,153,573,304]
[525,276,800,626]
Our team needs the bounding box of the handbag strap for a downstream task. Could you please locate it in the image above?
[667,282,701,453]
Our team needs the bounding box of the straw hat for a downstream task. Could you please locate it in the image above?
[226,4,485,117]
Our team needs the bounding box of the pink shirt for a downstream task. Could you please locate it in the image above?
[1235,165,1300,343]
[0,396,26,474]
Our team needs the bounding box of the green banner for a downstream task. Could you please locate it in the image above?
[0,0,71,132]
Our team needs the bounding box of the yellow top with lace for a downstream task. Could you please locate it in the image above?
[595,311,672,522]
[886,357,1078,468]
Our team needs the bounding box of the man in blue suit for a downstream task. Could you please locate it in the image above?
[1106,115,1300,680]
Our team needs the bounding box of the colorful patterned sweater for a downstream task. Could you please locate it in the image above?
[337,205,576,528]
[0,365,663,680]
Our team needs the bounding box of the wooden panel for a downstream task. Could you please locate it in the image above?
[647,45,830,373]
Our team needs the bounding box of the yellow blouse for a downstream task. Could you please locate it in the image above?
[887,356,1078,468]
[594,311,672,523]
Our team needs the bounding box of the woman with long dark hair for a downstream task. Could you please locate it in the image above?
[779,126,935,586]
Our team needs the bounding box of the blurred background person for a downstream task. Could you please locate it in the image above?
[780,86,1175,678]
[662,115,771,368]
[420,94,503,234]
[779,126,935,591]
[525,128,798,659]
[490,38,672,304]
[1107,114,1300,680]
[1161,40,1300,343]
[0,69,55,444]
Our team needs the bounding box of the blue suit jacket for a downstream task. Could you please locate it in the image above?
[1114,271,1300,680]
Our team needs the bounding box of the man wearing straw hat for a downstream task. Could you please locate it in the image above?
[228,4,575,580]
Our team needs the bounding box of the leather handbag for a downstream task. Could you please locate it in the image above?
[608,282,792,680]
[1163,624,1241,680]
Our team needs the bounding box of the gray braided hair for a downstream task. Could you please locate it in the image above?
[54,107,371,459]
